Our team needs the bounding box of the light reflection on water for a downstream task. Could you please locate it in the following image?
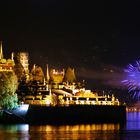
[126,112,140,130]
[0,123,123,140]
[0,112,140,140]
[29,124,122,140]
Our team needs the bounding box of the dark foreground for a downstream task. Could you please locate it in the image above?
[0,105,126,124]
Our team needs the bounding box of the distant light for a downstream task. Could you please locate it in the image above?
[110,69,114,73]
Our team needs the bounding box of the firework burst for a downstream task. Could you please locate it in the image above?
[122,60,140,98]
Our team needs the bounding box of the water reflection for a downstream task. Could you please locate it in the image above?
[127,112,140,130]
[29,124,123,140]
[29,123,121,132]
[1,112,140,140]
[0,124,29,140]
[0,123,123,140]
[0,124,29,132]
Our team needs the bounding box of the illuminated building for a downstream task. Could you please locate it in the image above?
[17,63,120,106]
[22,82,120,106]
[18,52,29,80]
[50,68,65,84]
[0,41,14,71]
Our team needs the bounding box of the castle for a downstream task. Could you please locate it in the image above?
[0,41,120,107]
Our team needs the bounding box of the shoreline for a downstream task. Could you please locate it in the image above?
[0,104,126,124]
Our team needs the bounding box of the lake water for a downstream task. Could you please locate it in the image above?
[0,112,139,140]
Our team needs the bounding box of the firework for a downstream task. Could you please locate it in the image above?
[122,60,140,98]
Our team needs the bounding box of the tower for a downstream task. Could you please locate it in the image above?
[0,41,3,59]
[11,52,14,61]
[18,52,29,80]
[46,64,50,82]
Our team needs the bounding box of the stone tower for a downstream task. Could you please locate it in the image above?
[18,52,29,80]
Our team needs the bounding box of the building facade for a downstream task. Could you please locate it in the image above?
[0,41,14,71]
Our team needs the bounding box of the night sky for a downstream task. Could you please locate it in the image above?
[0,1,140,88]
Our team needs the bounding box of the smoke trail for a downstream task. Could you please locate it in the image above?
[77,65,127,88]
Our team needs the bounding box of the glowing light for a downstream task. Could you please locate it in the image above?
[19,104,29,111]
[46,100,51,105]
[122,60,140,98]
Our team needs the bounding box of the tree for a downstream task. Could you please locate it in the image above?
[30,65,44,83]
[14,63,26,81]
[64,67,76,83]
[0,71,18,109]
